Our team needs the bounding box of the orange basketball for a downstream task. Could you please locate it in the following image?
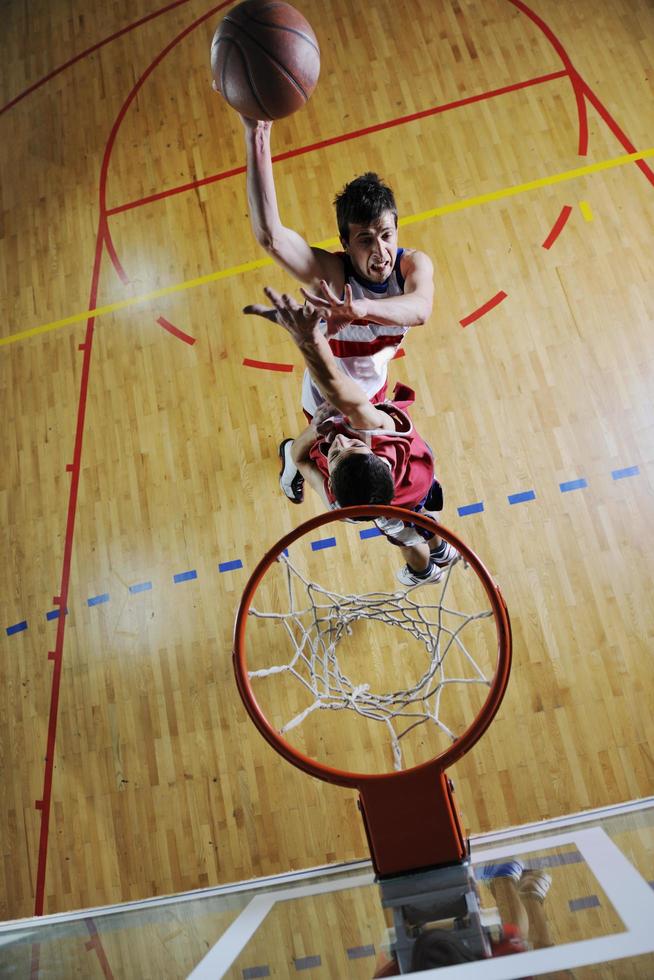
[211,0,320,120]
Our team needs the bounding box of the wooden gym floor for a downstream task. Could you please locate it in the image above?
[1,0,653,924]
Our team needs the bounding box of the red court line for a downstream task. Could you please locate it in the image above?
[106,70,568,216]
[31,0,221,914]
[542,205,573,249]
[509,0,588,155]
[243,357,294,372]
[100,2,231,287]
[581,80,654,186]
[511,0,654,186]
[157,316,196,344]
[33,223,106,917]
[0,0,196,117]
[31,13,241,916]
[460,291,508,327]
[85,918,116,980]
[104,232,130,286]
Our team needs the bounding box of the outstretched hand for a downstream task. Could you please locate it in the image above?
[242,303,279,324]
[251,287,323,344]
[300,281,366,336]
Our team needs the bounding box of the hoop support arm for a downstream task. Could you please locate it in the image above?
[357,765,467,876]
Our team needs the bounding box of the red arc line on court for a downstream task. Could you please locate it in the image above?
[511,0,654,186]
[542,205,573,249]
[243,358,294,372]
[460,291,508,328]
[157,317,196,345]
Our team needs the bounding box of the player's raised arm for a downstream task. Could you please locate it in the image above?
[263,288,392,432]
[242,118,343,289]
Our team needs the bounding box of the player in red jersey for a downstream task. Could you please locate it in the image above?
[258,287,456,586]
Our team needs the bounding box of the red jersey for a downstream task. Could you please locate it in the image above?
[308,383,434,508]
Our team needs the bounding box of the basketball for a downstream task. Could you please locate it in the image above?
[210,0,320,121]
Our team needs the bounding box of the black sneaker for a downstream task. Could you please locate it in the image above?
[278,439,304,504]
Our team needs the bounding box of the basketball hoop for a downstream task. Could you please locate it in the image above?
[233,505,511,876]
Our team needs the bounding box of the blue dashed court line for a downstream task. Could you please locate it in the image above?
[46,608,67,621]
[219,559,243,572]
[294,955,321,971]
[360,527,382,539]
[458,502,484,516]
[243,966,270,979]
[7,621,27,636]
[2,464,644,637]
[87,593,109,607]
[508,490,536,505]
[569,895,600,912]
[530,851,583,868]
[311,537,337,551]
[560,478,588,493]
[348,945,376,959]
[612,465,639,480]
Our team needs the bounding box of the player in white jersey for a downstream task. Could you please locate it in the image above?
[240,116,434,500]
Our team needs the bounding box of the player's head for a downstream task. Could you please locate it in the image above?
[327,435,394,506]
[334,173,399,284]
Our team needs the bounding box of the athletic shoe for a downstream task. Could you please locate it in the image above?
[518,869,552,902]
[278,439,304,504]
[396,560,444,587]
[430,540,459,567]
[476,860,524,883]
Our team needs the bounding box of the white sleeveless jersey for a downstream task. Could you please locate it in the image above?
[301,248,410,415]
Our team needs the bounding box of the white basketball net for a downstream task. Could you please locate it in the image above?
[248,553,495,770]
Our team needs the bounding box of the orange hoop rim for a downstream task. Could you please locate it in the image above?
[233,505,512,790]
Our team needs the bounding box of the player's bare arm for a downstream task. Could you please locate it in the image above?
[241,117,344,290]
[263,287,394,432]
[289,425,330,505]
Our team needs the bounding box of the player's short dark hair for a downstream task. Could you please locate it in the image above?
[330,453,394,507]
[334,172,398,242]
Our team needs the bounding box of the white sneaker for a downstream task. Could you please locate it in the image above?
[396,560,444,587]
[431,540,459,567]
[278,439,304,504]
[518,870,552,902]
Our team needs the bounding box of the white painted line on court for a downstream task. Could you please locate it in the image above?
[187,871,375,978]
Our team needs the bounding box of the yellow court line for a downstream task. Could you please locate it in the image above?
[0,256,275,348]
[2,147,652,349]
[400,148,653,225]
[579,200,594,221]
